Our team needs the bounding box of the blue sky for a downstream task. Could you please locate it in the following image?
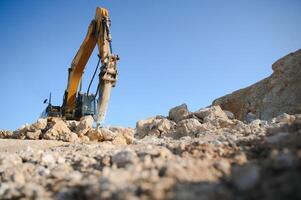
[0,0,300,130]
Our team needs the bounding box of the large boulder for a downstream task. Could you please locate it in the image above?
[213,49,301,121]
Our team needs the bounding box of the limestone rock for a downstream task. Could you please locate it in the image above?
[194,106,228,122]
[175,118,208,138]
[61,132,78,142]
[76,115,94,133]
[43,118,71,140]
[86,129,103,142]
[0,130,13,139]
[109,127,135,144]
[136,116,176,138]
[66,120,79,132]
[31,118,47,130]
[100,128,117,141]
[112,134,127,145]
[194,106,233,128]
[168,104,190,122]
[26,130,41,140]
[213,49,301,121]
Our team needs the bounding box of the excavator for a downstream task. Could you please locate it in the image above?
[41,7,119,128]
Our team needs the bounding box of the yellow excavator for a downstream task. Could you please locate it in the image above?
[41,7,118,128]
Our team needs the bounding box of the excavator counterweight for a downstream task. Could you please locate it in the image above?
[42,7,119,127]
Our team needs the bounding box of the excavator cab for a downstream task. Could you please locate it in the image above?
[74,93,96,119]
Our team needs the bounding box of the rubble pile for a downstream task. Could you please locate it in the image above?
[0,116,135,145]
[0,104,300,200]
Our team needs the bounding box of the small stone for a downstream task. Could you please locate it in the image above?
[86,129,103,141]
[194,106,228,121]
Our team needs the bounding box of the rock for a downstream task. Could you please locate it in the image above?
[175,118,208,138]
[26,130,41,140]
[79,135,90,142]
[168,104,190,122]
[76,115,94,133]
[274,113,295,124]
[12,124,29,139]
[213,49,301,121]
[111,150,138,168]
[213,159,231,176]
[66,120,79,132]
[194,106,228,121]
[120,128,135,144]
[43,118,71,140]
[109,127,135,144]
[232,164,260,191]
[100,128,117,141]
[193,106,233,128]
[224,110,235,119]
[246,112,257,123]
[86,129,103,141]
[0,130,13,139]
[136,117,176,138]
[32,118,47,130]
[112,134,127,145]
[60,132,78,142]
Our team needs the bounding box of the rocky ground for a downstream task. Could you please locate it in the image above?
[0,49,300,200]
[0,104,301,200]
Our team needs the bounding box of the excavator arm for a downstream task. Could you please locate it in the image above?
[61,7,118,125]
